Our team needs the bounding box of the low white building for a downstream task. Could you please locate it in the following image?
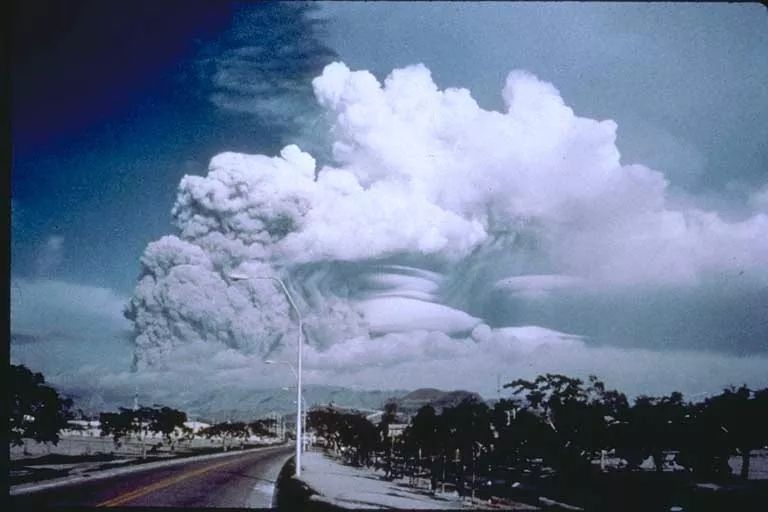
[183,420,211,434]
[386,423,408,439]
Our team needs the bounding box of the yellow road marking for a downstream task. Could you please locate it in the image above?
[96,456,244,507]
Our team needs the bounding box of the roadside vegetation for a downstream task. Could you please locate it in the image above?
[10,364,287,486]
[11,364,74,447]
[308,374,768,510]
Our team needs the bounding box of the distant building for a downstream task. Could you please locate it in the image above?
[183,421,211,434]
[64,419,101,437]
[386,423,408,439]
[319,403,410,438]
[366,410,410,425]
[67,419,100,429]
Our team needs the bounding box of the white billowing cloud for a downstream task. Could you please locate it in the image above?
[125,61,768,396]
[172,145,484,265]
[313,63,622,221]
[311,62,768,287]
[280,176,486,263]
[177,60,768,284]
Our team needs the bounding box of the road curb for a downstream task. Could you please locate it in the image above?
[10,444,289,496]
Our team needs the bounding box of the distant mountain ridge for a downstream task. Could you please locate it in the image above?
[65,385,484,422]
[66,384,410,422]
[388,388,485,415]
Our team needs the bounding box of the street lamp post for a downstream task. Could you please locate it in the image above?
[279,384,309,453]
[228,272,304,477]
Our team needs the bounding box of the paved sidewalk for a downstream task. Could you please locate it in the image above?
[299,452,537,510]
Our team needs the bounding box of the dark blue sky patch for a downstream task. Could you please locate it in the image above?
[11,1,336,291]
[11,0,234,153]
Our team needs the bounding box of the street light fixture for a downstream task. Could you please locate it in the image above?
[228,272,304,477]
[265,359,298,379]
[280,384,309,453]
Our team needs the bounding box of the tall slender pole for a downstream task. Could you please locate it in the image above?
[296,310,303,476]
[272,278,303,477]
[228,273,303,477]
[268,279,303,476]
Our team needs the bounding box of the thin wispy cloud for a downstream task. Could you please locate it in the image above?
[193,2,336,155]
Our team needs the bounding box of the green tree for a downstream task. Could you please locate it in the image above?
[307,407,380,466]
[438,397,493,493]
[148,406,187,449]
[101,407,156,457]
[379,402,399,472]
[308,408,344,452]
[685,386,768,480]
[339,413,379,466]
[440,397,493,460]
[403,405,439,458]
[612,392,688,472]
[505,374,627,480]
[490,398,550,469]
[249,418,275,437]
[402,405,442,485]
[201,421,250,451]
[99,405,187,457]
[10,364,73,446]
[99,408,137,447]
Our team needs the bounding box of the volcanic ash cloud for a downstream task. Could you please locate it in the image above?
[125,61,768,379]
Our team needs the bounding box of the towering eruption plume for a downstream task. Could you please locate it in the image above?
[125,62,768,387]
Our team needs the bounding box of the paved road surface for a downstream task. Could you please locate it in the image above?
[11,445,293,508]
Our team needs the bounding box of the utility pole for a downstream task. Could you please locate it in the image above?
[228,272,304,476]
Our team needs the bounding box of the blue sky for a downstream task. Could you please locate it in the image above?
[10,2,768,406]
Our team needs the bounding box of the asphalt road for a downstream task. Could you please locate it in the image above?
[10,445,294,509]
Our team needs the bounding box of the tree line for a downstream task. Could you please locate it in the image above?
[99,407,280,456]
[309,373,768,487]
[10,364,285,457]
